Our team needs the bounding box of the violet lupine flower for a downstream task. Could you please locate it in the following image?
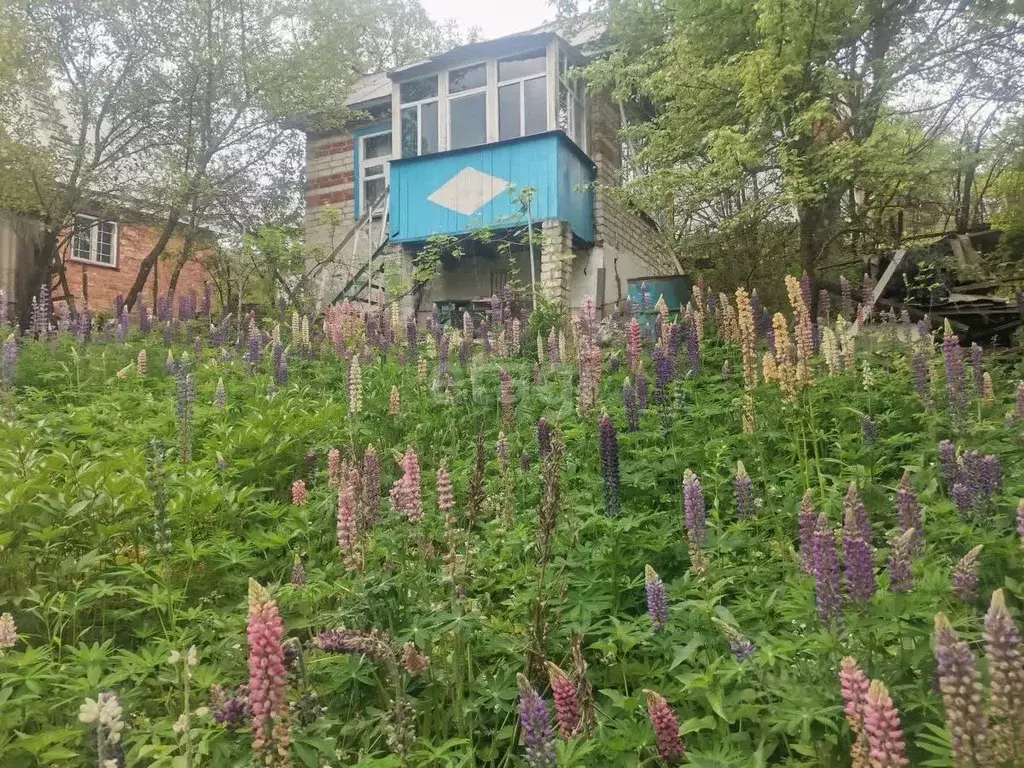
[644,690,685,766]
[812,513,844,627]
[546,328,560,365]
[734,461,754,519]
[938,440,961,492]
[273,344,287,386]
[537,417,552,458]
[862,680,909,767]
[653,345,671,404]
[499,368,514,426]
[290,556,306,587]
[1017,381,1024,420]
[247,331,262,372]
[458,337,470,368]
[843,483,872,542]
[636,370,649,409]
[1,333,18,386]
[843,504,877,604]
[895,471,923,553]
[644,564,669,631]
[599,412,620,517]
[314,628,393,662]
[517,674,556,768]
[713,618,756,661]
[362,445,381,523]
[942,331,967,420]
[214,377,226,409]
[622,377,639,432]
[984,589,1024,764]
[951,483,973,519]
[247,579,290,766]
[935,613,990,765]
[952,545,983,602]
[817,288,831,321]
[887,528,915,594]
[685,318,701,375]
[798,490,817,574]
[545,662,581,738]
[520,451,531,473]
[910,352,932,408]
[970,342,983,397]
[980,455,1002,499]
[683,469,706,550]
[406,317,418,360]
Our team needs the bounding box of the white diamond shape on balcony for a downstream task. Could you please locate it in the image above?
[427,167,511,216]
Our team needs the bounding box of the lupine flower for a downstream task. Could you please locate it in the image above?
[862,680,909,767]
[844,483,872,542]
[622,377,639,432]
[348,355,362,414]
[499,368,515,426]
[644,564,669,631]
[496,431,509,474]
[545,662,581,738]
[981,371,994,403]
[895,471,923,553]
[517,674,556,768]
[436,460,454,516]
[840,657,870,732]
[247,579,290,767]
[813,513,844,626]
[970,342,983,396]
[887,528,915,593]
[840,276,854,317]
[980,454,1002,499]
[952,545,982,602]
[291,480,307,506]
[952,483,973,519]
[537,417,551,458]
[735,287,758,389]
[0,612,16,648]
[844,502,877,604]
[683,469,706,550]
[400,447,422,523]
[636,369,649,409]
[547,328,560,365]
[401,642,431,677]
[938,440,961,492]
[336,480,358,570]
[984,589,1024,764]
[685,316,701,375]
[942,330,967,420]
[1017,499,1024,551]
[713,618,756,661]
[290,556,306,587]
[799,490,817,574]
[78,690,126,766]
[510,318,522,356]
[1,333,18,386]
[599,412,620,517]
[734,461,754,518]
[211,377,225,409]
[910,352,931,408]
[652,344,671,404]
[165,349,176,376]
[212,684,250,730]
[314,628,393,662]
[626,319,641,373]
[644,690,685,765]
[520,451,531,473]
[935,613,989,765]
[860,414,877,445]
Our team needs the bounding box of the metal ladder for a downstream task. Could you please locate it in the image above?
[314,186,390,308]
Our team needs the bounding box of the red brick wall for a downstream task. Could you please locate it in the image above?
[60,221,212,316]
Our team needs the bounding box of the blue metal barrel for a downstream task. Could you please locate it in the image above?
[626,275,693,315]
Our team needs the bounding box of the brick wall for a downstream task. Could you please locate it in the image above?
[61,222,211,317]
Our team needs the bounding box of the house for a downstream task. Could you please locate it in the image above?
[301,18,676,323]
[0,205,213,319]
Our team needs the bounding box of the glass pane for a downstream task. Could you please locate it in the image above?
[499,83,521,141]
[364,163,385,178]
[364,178,386,209]
[572,95,584,145]
[74,221,92,261]
[97,222,114,263]
[449,92,486,149]
[449,64,486,93]
[401,107,418,156]
[557,81,570,133]
[499,52,546,81]
[400,76,437,103]
[421,101,438,154]
[524,76,547,136]
[362,132,391,160]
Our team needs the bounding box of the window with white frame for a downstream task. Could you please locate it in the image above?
[359,130,392,215]
[557,51,586,149]
[72,215,117,266]
[400,76,439,157]
[497,51,547,141]
[448,64,487,150]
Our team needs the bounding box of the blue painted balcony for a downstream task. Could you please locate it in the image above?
[388,131,595,245]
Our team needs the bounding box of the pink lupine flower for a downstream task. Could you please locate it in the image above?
[246,579,291,767]
[862,680,909,767]
[327,448,342,488]
[840,657,870,730]
[545,662,581,738]
[1017,499,1024,551]
[401,447,422,523]
[644,690,685,765]
[402,641,431,676]
[363,445,380,523]
[336,480,358,565]
[0,612,16,648]
[626,319,641,373]
[437,461,454,513]
[291,480,307,506]
[499,368,515,426]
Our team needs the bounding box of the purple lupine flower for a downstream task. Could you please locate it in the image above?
[644,564,669,631]
[683,469,706,550]
[685,318,701,375]
[734,461,754,518]
[499,368,515,426]
[799,490,817,574]
[980,455,1002,499]
[114,293,124,321]
[667,322,683,367]
[938,440,961,491]
[844,503,877,603]
[812,513,844,627]
[458,337,470,368]
[952,483,973,519]
[713,618,757,661]
[843,483,872,543]
[971,342,983,397]
[888,528,915,593]
[622,377,639,432]
[547,328,560,365]
[1,334,17,386]
[247,332,261,372]
[1018,499,1024,551]
[984,590,1024,764]
[911,352,931,408]
[202,283,212,316]
[800,271,812,311]
[895,471,923,553]
[860,414,877,445]
[840,276,854,318]
[273,344,288,386]
[961,450,984,497]
[817,289,831,321]
[636,370,649,410]
[517,674,557,768]
[953,545,982,602]
[489,295,502,327]
[934,613,990,765]
[599,412,620,517]
[520,451,531,474]
[405,316,417,360]
[537,417,551,458]
[942,331,967,420]
[652,345,671,405]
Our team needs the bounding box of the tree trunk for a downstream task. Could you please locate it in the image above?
[166,229,197,299]
[124,210,182,312]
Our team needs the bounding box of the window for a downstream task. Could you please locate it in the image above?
[558,52,586,148]
[72,215,117,266]
[448,64,487,150]
[498,52,547,141]
[359,130,392,215]
[400,76,439,157]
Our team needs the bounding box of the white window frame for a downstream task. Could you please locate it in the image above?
[497,51,548,140]
[558,50,587,151]
[71,214,118,267]
[358,129,392,216]
[447,63,488,150]
[398,76,440,158]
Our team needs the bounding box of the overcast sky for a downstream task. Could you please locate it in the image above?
[421,0,556,39]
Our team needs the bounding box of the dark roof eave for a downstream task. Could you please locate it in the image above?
[389,32,566,81]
